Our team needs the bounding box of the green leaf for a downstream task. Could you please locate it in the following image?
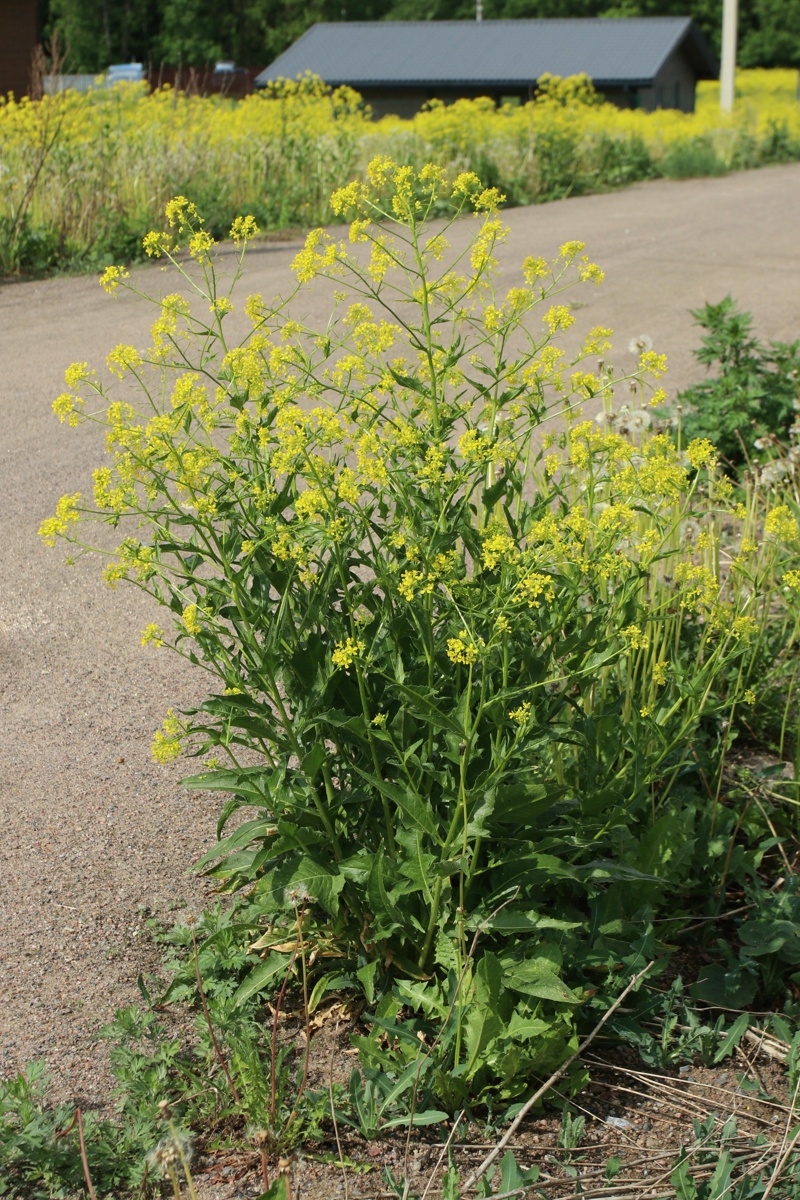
[394,978,450,1021]
[387,366,427,394]
[233,952,291,1007]
[503,959,582,1004]
[181,765,272,799]
[382,1108,448,1129]
[500,1149,539,1191]
[712,1013,750,1063]
[194,817,275,869]
[465,953,505,1074]
[308,973,332,1014]
[351,766,442,842]
[356,961,379,1005]
[395,826,436,905]
[255,853,345,916]
[367,848,405,940]
[468,908,580,934]
[505,1012,550,1042]
[255,1177,288,1200]
[302,743,326,779]
[691,964,758,1009]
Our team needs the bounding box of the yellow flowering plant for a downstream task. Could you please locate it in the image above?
[42,161,782,1104]
[2,70,799,276]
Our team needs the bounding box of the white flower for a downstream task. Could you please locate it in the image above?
[628,409,652,434]
[628,334,653,356]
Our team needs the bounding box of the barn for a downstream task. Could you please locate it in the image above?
[255,17,718,118]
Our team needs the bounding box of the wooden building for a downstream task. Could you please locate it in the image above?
[256,17,718,118]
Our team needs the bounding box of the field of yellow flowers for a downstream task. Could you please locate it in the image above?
[0,68,798,275]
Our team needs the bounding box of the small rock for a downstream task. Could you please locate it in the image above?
[605,1115,633,1129]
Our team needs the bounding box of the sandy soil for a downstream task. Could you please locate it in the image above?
[2,163,800,1121]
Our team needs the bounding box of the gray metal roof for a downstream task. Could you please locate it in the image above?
[255,18,717,91]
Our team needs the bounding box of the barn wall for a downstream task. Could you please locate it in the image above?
[356,68,701,118]
[0,0,38,99]
[650,48,698,112]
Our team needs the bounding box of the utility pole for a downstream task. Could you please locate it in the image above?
[720,0,738,112]
[476,0,483,20]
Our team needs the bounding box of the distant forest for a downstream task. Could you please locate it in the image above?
[40,0,800,73]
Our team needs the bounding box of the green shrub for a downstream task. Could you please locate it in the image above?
[42,161,787,1104]
[660,135,727,179]
[673,295,800,469]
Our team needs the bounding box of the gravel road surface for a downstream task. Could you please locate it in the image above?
[2,163,800,1108]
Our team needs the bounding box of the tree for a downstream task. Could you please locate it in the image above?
[41,0,800,71]
[45,0,163,71]
[739,0,800,68]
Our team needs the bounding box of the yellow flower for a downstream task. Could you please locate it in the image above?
[686,438,717,471]
[451,171,482,198]
[398,570,423,602]
[165,195,201,229]
[446,632,482,665]
[330,180,368,215]
[730,614,757,642]
[482,529,517,571]
[578,259,604,285]
[292,228,337,283]
[332,637,365,670]
[99,264,129,294]
[142,230,172,258]
[52,392,84,426]
[140,624,164,648]
[230,214,260,247]
[638,350,668,379]
[744,689,756,706]
[543,305,575,334]
[38,493,81,546]
[621,625,649,650]
[509,701,532,724]
[559,239,585,261]
[64,361,92,388]
[782,569,800,590]
[337,468,361,505]
[152,709,183,762]
[152,731,182,762]
[765,505,798,541]
[295,488,326,520]
[189,230,215,262]
[522,255,548,284]
[182,604,202,635]
[518,571,555,607]
[106,344,142,379]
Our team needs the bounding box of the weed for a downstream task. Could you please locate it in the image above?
[669,296,800,470]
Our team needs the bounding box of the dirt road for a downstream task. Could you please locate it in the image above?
[2,163,799,1106]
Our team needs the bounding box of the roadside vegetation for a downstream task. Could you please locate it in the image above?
[1,68,799,277]
[4,160,800,1198]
